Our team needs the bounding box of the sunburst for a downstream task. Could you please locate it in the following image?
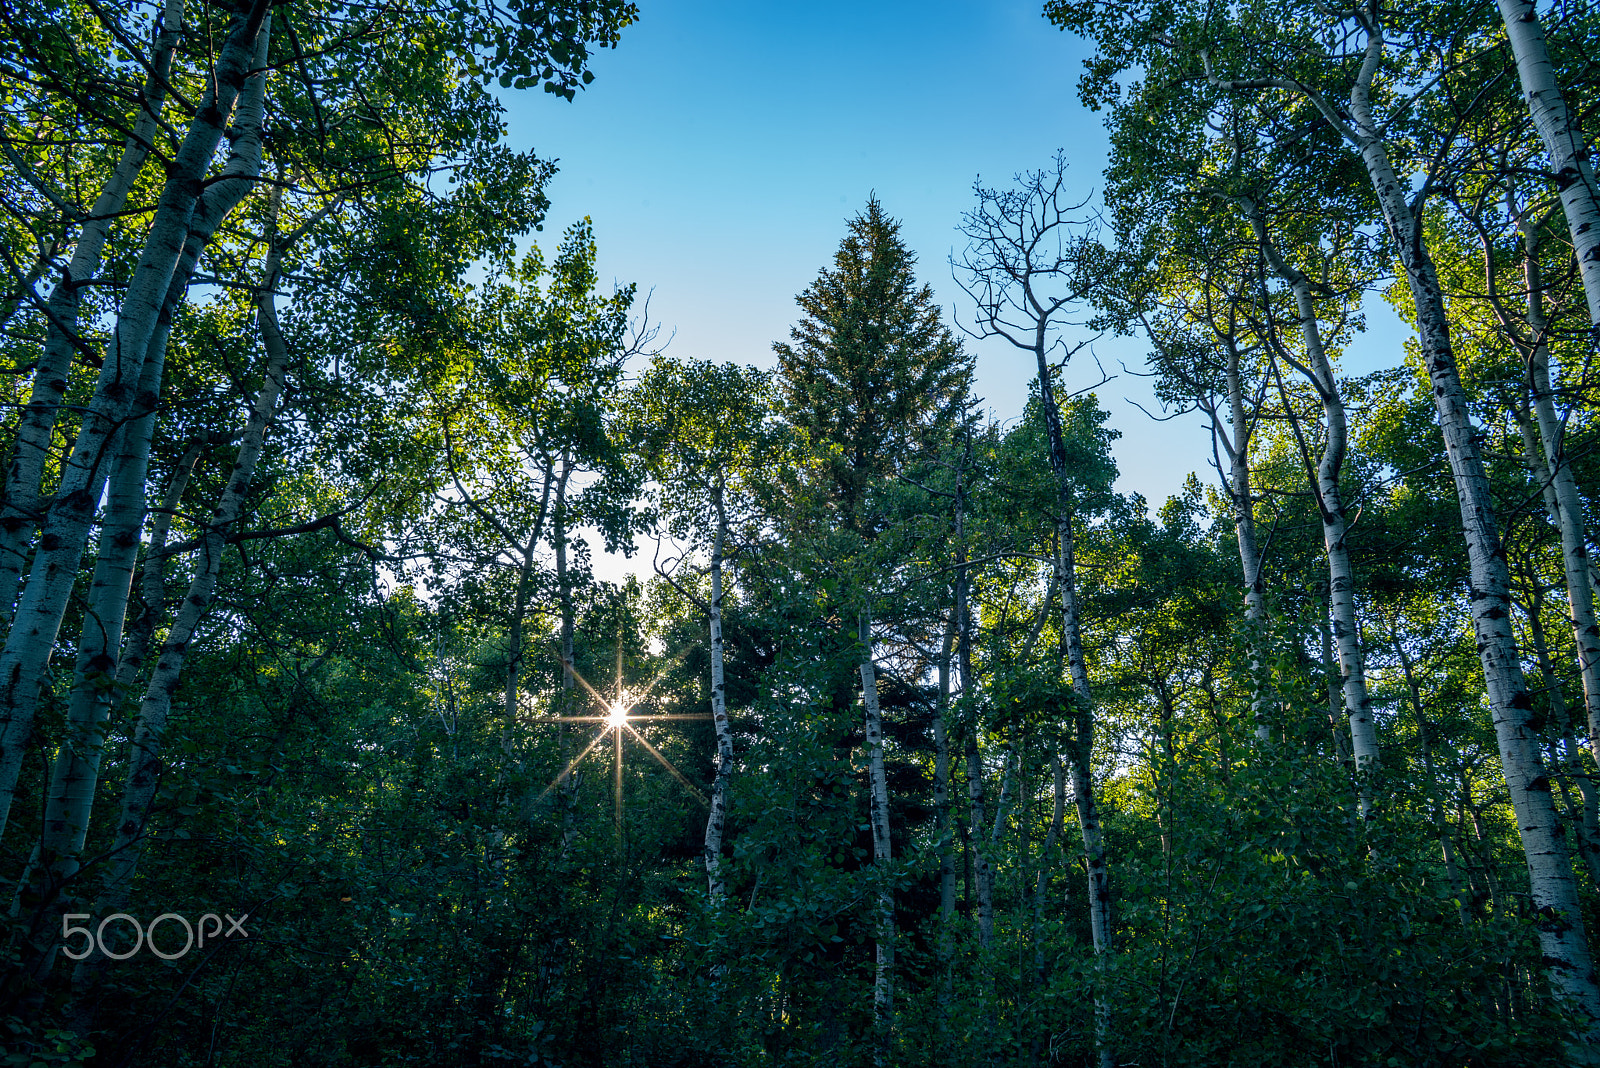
[529,645,710,837]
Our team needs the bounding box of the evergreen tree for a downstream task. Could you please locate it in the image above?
[775,196,973,535]
[773,197,973,1060]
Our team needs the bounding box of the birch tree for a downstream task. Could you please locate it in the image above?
[1047,0,1600,1028]
[1494,0,1600,326]
[954,155,1118,1068]
[0,0,641,842]
[627,356,773,902]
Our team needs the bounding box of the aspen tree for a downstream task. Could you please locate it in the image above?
[0,4,274,839]
[628,356,773,902]
[0,0,187,625]
[69,214,294,1001]
[1045,0,1600,1025]
[1495,0,1600,326]
[955,158,1116,1068]
[1243,199,1380,812]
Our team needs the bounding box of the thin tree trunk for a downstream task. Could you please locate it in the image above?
[859,609,894,1064]
[1034,319,1114,1068]
[1221,338,1270,741]
[19,349,174,972]
[1250,201,1378,813]
[1033,755,1066,979]
[1496,0,1600,326]
[552,458,578,856]
[1515,220,1600,773]
[1517,569,1600,889]
[934,592,957,1044]
[0,0,186,624]
[70,223,290,1008]
[959,568,995,1038]
[1207,18,1600,1023]
[0,6,273,840]
[703,485,733,902]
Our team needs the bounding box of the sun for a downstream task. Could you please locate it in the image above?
[528,651,710,840]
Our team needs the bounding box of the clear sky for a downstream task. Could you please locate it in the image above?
[498,0,1409,575]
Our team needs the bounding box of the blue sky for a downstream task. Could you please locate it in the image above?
[497,0,1408,572]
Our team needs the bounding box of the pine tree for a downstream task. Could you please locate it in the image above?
[774,197,972,1061]
[776,196,972,535]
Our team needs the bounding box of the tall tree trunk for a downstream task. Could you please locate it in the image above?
[1034,319,1115,1068]
[1514,219,1600,773]
[934,605,957,1048]
[552,458,578,856]
[1220,337,1271,741]
[1516,566,1600,891]
[69,226,290,1011]
[1328,20,1600,1026]
[958,570,995,1039]
[1250,206,1378,815]
[17,331,177,976]
[0,6,273,840]
[703,484,733,902]
[1496,0,1600,327]
[859,609,894,1064]
[0,0,186,625]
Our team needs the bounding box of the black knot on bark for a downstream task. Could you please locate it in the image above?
[1528,774,1552,793]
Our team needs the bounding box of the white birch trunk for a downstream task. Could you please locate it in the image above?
[1516,229,1600,772]
[1332,24,1600,1025]
[934,603,956,1040]
[1251,209,1378,812]
[71,230,289,995]
[0,0,186,624]
[23,368,170,971]
[703,485,733,902]
[1497,0,1600,326]
[1035,320,1115,1068]
[1519,579,1600,889]
[859,609,894,1061]
[0,9,273,840]
[553,460,579,857]
[1222,341,1271,742]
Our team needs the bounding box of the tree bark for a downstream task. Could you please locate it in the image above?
[1035,318,1114,1068]
[703,484,733,902]
[1250,203,1378,813]
[934,601,956,1046]
[70,221,290,1005]
[0,6,274,840]
[1217,336,1271,741]
[1513,220,1600,777]
[1496,0,1600,327]
[552,458,579,856]
[1324,18,1600,1027]
[859,609,895,1064]
[0,0,186,625]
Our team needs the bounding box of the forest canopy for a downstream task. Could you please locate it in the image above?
[4,1,1600,1066]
